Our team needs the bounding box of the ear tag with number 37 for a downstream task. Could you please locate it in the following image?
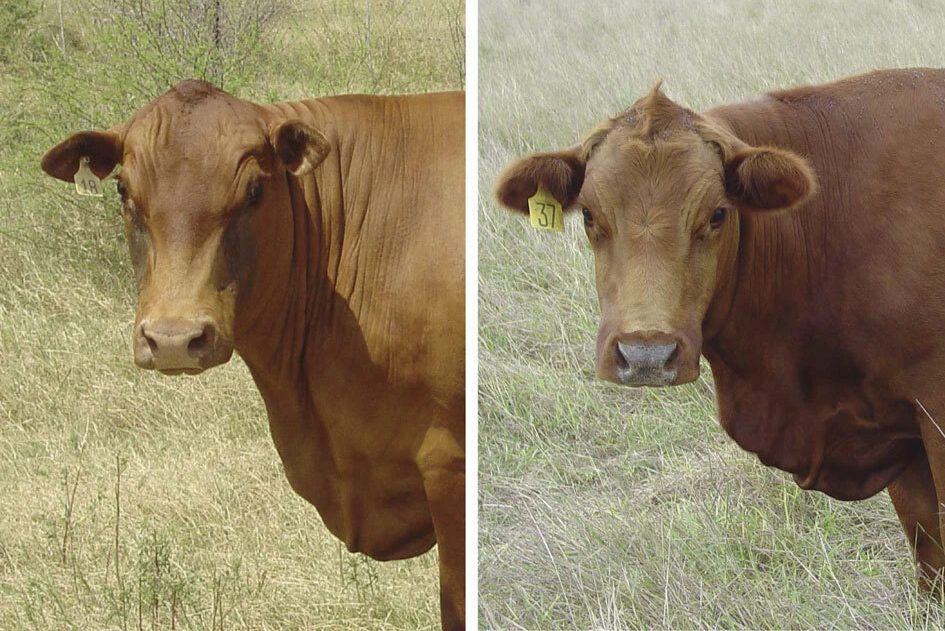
[528,185,564,232]
[74,156,104,197]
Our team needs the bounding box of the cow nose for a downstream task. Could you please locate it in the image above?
[614,340,679,386]
[136,317,218,371]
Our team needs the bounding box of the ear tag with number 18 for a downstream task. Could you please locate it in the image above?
[527,185,564,232]
[74,156,104,197]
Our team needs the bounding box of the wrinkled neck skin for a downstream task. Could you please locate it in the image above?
[234,98,352,389]
[229,97,444,559]
[699,96,921,501]
[232,98,348,508]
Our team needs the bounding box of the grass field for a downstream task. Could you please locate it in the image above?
[478,1,945,629]
[0,1,462,628]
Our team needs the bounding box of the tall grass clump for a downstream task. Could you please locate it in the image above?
[479,0,945,628]
[0,1,461,628]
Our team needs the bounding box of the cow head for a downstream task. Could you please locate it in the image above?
[496,85,816,386]
[41,80,331,374]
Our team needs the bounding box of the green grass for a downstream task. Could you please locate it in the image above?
[478,0,945,628]
[0,0,461,628]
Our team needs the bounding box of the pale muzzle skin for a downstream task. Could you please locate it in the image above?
[595,324,702,387]
[40,81,332,376]
[133,312,235,375]
[494,85,817,389]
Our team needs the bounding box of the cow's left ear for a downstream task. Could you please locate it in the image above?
[41,130,123,182]
[723,145,817,212]
[270,121,331,176]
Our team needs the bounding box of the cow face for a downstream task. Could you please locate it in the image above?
[496,86,816,387]
[41,80,330,374]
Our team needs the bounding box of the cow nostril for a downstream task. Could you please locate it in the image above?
[664,343,680,368]
[144,331,158,353]
[188,330,209,354]
[187,323,217,356]
[615,341,632,370]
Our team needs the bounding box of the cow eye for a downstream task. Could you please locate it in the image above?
[116,179,128,200]
[582,208,593,226]
[710,207,727,229]
[247,181,263,206]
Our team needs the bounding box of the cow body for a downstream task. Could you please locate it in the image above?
[42,83,465,629]
[496,68,945,589]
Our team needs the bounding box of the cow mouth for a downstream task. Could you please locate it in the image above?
[157,367,209,376]
[614,366,700,388]
[617,370,678,387]
[135,347,233,374]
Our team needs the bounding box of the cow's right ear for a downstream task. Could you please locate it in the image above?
[41,130,123,182]
[494,147,586,214]
[269,121,331,176]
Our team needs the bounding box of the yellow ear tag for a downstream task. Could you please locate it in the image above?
[74,156,104,197]
[527,185,564,232]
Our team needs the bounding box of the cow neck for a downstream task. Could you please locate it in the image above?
[234,97,358,378]
[232,170,311,383]
[701,96,834,379]
[233,160,349,530]
[232,97,409,535]
[694,96,919,500]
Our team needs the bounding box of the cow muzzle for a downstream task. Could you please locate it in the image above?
[598,331,697,387]
[134,316,233,374]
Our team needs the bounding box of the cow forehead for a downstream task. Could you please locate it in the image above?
[122,85,268,175]
[583,128,723,216]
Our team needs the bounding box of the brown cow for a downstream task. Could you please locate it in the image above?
[42,80,465,629]
[496,68,945,590]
